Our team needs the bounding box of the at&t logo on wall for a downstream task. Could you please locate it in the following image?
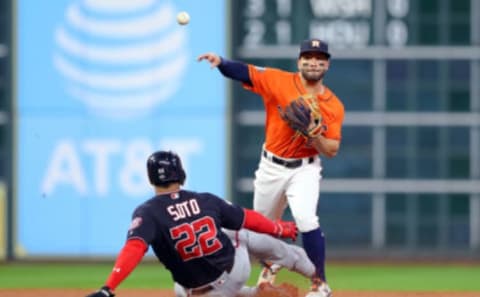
[53,0,188,118]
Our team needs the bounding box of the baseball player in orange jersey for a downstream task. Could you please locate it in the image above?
[198,38,344,297]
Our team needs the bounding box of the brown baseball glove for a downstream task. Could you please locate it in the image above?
[255,282,299,297]
[278,94,323,138]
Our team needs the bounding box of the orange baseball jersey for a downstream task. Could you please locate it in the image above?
[244,65,345,158]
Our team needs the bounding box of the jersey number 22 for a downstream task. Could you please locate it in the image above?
[170,216,222,261]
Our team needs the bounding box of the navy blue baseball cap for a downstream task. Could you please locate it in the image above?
[299,38,331,59]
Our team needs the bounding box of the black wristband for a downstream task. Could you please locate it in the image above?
[99,286,115,297]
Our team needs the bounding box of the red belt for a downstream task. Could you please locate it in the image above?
[190,284,214,295]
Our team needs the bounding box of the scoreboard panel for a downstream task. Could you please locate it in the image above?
[232,0,471,50]
[228,0,480,251]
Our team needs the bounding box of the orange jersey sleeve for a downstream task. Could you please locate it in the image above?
[243,64,345,158]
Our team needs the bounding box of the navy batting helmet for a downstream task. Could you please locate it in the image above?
[147,151,186,186]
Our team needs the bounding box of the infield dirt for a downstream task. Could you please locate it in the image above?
[1,288,479,297]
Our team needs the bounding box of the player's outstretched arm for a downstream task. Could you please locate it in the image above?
[242,209,298,241]
[197,52,222,68]
[198,53,252,85]
[85,239,148,297]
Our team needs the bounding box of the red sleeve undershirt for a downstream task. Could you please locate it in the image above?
[242,208,278,237]
[105,238,148,291]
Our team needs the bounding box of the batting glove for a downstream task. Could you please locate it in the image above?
[86,286,115,297]
[274,220,298,241]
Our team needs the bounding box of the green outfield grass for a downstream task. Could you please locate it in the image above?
[0,262,479,291]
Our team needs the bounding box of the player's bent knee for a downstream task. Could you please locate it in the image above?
[173,283,187,297]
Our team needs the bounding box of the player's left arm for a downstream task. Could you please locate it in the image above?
[310,99,344,158]
[309,135,340,158]
[215,196,297,241]
[242,209,298,241]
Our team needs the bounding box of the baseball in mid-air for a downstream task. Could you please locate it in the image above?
[176,11,190,25]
